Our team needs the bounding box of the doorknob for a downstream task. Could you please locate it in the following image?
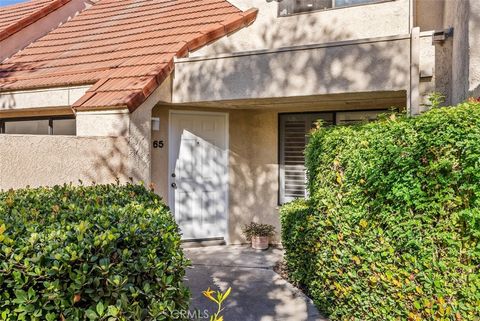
[171,182,177,189]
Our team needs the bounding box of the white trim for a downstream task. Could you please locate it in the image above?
[168,110,230,243]
[75,109,130,115]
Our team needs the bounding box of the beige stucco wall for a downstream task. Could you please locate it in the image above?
[151,95,404,244]
[0,86,90,111]
[193,0,411,56]
[447,0,480,102]
[175,37,411,104]
[75,77,173,184]
[1,0,92,62]
[0,77,172,191]
[0,135,129,190]
[421,0,480,104]
[415,0,445,31]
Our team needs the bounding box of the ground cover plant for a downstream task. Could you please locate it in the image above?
[0,183,189,320]
[281,101,480,320]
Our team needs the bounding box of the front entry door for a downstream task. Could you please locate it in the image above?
[169,112,228,240]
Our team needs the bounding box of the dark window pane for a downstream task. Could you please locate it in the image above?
[335,0,377,7]
[53,119,76,135]
[4,120,49,135]
[2,118,76,135]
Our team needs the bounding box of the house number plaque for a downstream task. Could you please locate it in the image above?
[152,140,164,148]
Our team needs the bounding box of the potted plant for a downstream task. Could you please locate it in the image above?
[242,222,276,250]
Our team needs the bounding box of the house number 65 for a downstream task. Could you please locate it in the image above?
[152,140,164,148]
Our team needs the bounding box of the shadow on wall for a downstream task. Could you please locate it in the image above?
[208,3,336,54]
[174,15,409,244]
[196,0,409,55]
[0,111,144,191]
[84,121,134,185]
[227,109,279,244]
[0,62,32,110]
[176,17,409,103]
[0,92,15,110]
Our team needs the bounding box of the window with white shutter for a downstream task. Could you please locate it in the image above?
[278,110,388,204]
[279,113,333,204]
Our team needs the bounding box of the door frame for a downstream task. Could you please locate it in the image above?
[168,110,230,242]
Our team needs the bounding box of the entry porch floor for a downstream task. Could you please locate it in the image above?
[184,245,326,321]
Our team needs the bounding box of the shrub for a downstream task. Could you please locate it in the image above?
[242,222,276,241]
[281,102,480,320]
[0,183,190,321]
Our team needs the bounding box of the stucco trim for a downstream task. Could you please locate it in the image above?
[0,85,91,110]
[175,34,412,63]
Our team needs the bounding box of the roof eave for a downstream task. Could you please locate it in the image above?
[0,0,72,42]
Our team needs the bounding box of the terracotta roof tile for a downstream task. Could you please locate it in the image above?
[0,0,258,111]
[0,0,71,41]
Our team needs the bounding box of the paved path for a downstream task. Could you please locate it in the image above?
[184,245,327,321]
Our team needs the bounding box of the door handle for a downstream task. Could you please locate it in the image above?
[171,182,177,189]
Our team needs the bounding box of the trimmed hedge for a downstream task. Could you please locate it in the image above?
[0,183,189,321]
[281,102,480,320]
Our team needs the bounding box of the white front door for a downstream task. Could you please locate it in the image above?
[169,111,228,240]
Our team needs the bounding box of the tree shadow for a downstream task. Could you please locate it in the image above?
[184,245,326,321]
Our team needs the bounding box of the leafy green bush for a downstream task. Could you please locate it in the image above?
[281,102,480,320]
[242,222,276,240]
[0,183,189,321]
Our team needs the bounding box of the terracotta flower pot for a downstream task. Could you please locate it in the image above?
[251,236,269,250]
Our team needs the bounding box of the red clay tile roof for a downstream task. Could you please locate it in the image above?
[0,0,257,112]
[0,0,71,42]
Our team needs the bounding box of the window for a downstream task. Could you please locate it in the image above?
[279,113,333,204]
[278,0,387,17]
[278,110,387,204]
[0,117,76,135]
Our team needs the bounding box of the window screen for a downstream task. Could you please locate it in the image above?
[279,113,333,204]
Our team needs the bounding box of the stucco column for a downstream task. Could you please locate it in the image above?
[408,27,421,115]
[76,110,130,137]
[468,0,480,98]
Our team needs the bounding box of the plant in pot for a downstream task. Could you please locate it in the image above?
[242,222,276,250]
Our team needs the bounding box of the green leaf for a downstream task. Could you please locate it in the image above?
[45,313,56,321]
[107,306,119,317]
[96,301,105,316]
[85,309,98,320]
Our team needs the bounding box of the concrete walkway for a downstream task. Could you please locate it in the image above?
[184,245,327,321]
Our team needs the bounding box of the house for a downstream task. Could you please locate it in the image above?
[0,0,479,244]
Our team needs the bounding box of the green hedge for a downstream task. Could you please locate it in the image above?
[0,183,189,321]
[281,102,480,320]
